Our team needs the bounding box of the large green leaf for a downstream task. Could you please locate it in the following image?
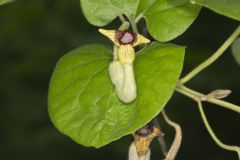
[48,44,185,148]
[144,0,201,42]
[232,37,240,65]
[194,0,240,21]
[79,0,139,26]
[0,0,15,6]
[137,0,156,16]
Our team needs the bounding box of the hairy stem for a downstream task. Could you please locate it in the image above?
[197,101,240,158]
[180,25,240,84]
[176,84,240,114]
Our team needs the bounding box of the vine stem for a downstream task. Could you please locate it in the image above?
[134,14,143,24]
[197,100,240,158]
[162,110,182,160]
[119,15,138,33]
[180,25,240,84]
[119,15,126,23]
[153,118,168,156]
[130,20,139,33]
[175,84,240,114]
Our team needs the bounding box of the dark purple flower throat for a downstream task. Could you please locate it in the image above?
[117,30,136,45]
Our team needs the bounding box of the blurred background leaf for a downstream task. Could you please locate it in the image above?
[232,37,240,65]
[0,0,239,160]
[0,0,15,6]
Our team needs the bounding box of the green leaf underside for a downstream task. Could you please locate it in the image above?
[232,38,240,65]
[48,44,185,148]
[144,0,201,42]
[137,0,156,16]
[194,0,240,21]
[79,0,139,26]
[0,0,14,6]
[80,0,200,41]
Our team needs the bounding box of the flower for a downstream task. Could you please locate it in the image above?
[99,28,150,103]
[99,29,150,64]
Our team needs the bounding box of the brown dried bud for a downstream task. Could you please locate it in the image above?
[207,89,231,100]
[133,126,160,156]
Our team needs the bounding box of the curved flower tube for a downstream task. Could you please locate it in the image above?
[116,64,137,103]
[128,142,151,160]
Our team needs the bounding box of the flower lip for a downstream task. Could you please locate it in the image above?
[116,30,136,45]
[135,125,154,137]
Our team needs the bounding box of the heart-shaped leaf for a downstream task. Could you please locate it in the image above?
[232,37,240,65]
[79,0,139,26]
[194,0,240,21]
[48,43,185,148]
[143,0,201,42]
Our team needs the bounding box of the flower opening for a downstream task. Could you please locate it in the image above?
[99,28,150,64]
[116,30,136,45]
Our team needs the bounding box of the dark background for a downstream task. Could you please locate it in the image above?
[0,0,239,160]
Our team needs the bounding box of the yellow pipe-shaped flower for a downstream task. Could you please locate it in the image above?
[100,28,150,103]
[99,29,150,64]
